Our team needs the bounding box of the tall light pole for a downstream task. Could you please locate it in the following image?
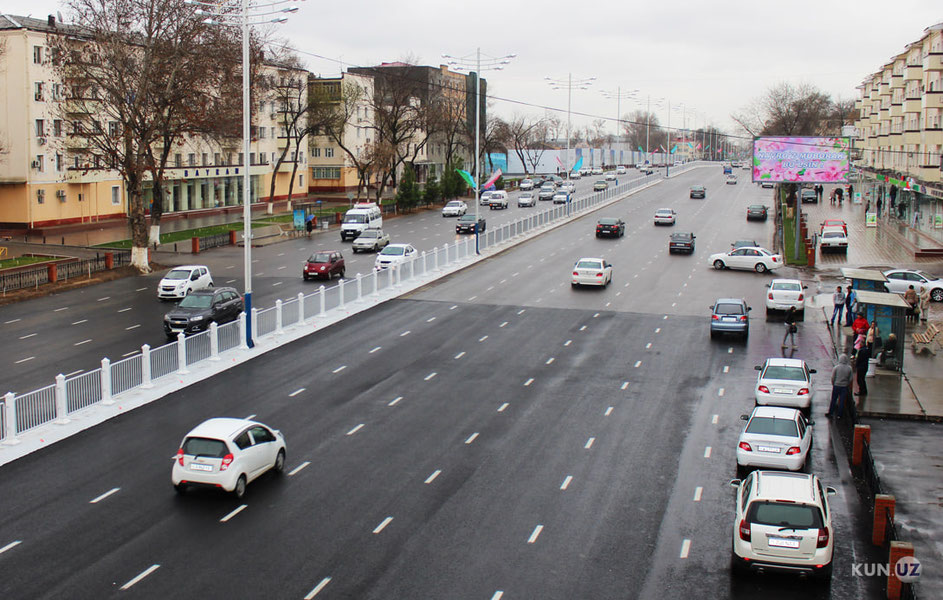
[546,74,595,177]
[443,49,515,255]
[600,87,638,164]
[188,0,300,348]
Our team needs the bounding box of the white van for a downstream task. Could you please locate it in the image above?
[340,202,382,241]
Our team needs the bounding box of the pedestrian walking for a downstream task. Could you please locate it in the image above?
[782,306,798,348]
[830,285,846,327]
[904,285,919,321]
[844,285,856,327]
[864,199,871,216]
[837,187,844,206]
[855,344,871,396]
[826,354,853,418]
[919,286,931,321]
[830,189,837,205]
[305,217,314,237]
[876,197,883,218]
[848,183,854,201]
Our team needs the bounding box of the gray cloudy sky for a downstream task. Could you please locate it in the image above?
[6,0,942,139]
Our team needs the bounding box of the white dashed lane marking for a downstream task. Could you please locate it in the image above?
[712,414,719,424]
[498,403,509,412]
[0,540,22,555]
[425,470,441,484]
[424,372,437,381]
[680,539,691,559]
[18,333,36,339]
[89,488,120,504]
[693,487,703,502]
[524,378,534,386]
[289,388,305,397]
[454,351,466,359]
[120,565,160,590]
[220,504,247,523]
[704,446,712,458]
[560,476,573,490]
[332,366,347,374]
[527,525,544,544]
[605,406,613,416]
[289,461,310,476]
[346,424,364,436]
[369,346,381,354]
[373,517,393,534]
[304,577,332,599]
[585,437,595,449]
[465,432,479,445]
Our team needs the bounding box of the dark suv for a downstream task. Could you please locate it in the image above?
[163,287,243,340]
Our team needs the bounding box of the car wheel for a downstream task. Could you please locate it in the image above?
[815,563,833,583]
[174,483,188,495]
[233,474,247,499]
[374,244,379,252]
[730,552,747,578]
[931,288,943,302]
[571,282,578,288]
[710,330,717,340]
[274,450,286,474]
[735,463,747,479]
[765,308,772,318]
[303,273,309,281]
[754,263,768,273]
[339,269,346,279]
[713,260,725,270]
[798,309,805,321]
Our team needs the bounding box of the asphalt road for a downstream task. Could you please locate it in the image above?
[0,166,884,599]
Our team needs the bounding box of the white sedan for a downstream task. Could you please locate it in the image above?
[736,405,813,476]
[709,246,782,273]
[441,200,467,217]
[519,179,535,191]
[754,358,817,411]
[653,208,676,226]
[479,191,494,205]
[517,192,536,207]
[571,257,613,287]
[375,243,418,270]
[883,269,943,302]
[766,278,807,318]
[819,226,848,253]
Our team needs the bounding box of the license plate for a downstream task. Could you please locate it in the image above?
[757,446,781,453]
[773,388,791,394]
[723,317,735,322]
[189,463,213,472]
[769,538,801,549]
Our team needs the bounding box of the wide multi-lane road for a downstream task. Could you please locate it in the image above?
[0,167,881,599]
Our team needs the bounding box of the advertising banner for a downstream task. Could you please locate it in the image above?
[293,209,305,230]
[865,212,877,228]
[934,214,943,229]
[753,137,849,184]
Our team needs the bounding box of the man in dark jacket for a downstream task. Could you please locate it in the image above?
[855,345,871,396]
[826,354,853,417]
[844,285,856,327]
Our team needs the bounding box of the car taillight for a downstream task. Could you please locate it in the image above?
[596,273,603,277]
[739,442,752,452]
[739,519,751,542]
[772,256,779,262]
[573,271,579,276]
[220,453,234,471]
[768,292,773,300]
[786,446,801,455]
[176,448,184,466]
[758,385,770,393]
[740,315,748,321]
[798,388,810,396]
[711,314,720,320]
[817,527,829,548]
[798,293,804,301]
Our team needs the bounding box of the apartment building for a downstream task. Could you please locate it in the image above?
[854,21,943,239]
[308,72,375,193]
[0,13,307,231]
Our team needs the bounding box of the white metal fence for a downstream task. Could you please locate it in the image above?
[1,166,697,444]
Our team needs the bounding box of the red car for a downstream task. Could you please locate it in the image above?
[303,250,345,280]
[820,219,847,235]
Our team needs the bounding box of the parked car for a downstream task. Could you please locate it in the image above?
[765,279,807,318]
[754,358,817,411]
[593,180,609,191]
[456,214,486,234]
[800,188,817,203]
[819,226,848,253]
[519,178,535,191]
[571,257,612,287]
[595,218,625,238]
[568,171,582,180]
[163,287,243,340]
[690,185,706,199]
[668,232,696,254]
[710,298,750,340]
[746,205,768,221]
[172,417,286,498]
[882,269,943,301]
[517,192,536,207]
[726,175,738,185]
[441,200,467,217]
[729,471,835,581]
[653,208,677,226]
[736,406,813,476]
[710,247,782,273]
[303,250,345,280]
[351,228,390,253]
[820,219,847,235]
[591,167,603,175]
[374,243,418,270]
[552,192,569,204]
[158,265,214,300]
[479,191,494,205]
[489,191,509,210]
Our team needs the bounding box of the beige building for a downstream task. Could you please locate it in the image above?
[308,72,375,193]
[0,13,307,231]
[854,21,943,240]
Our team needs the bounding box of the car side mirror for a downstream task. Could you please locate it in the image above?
[740,414,749,421]
[803,285,808,289]
[754,365,762,371]
[809,369,817,374]
[826,486,837,496]
[191,274,199,281]
[807,419,815,425]
[766,283,771,287]
[729,479,741,489]
[747,307,752,311]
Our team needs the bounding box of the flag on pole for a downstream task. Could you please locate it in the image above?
[696,142,702,150]
[457,169,476,189]
[687,142,695,150]
[555,156,564,168]
[670,145,678,154]
[482,169,503,190]
[571,156,584,173]
[637,145,644,153]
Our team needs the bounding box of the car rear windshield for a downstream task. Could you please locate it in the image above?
[763,366,806,381]
[692,186,704,191]
[746,417,799,437]
[714,303,744,315]
[599,218,618,225]
[576,260,602,269]
[749,205,764,210]
[671,233,692,241]
[823,232,845,238]
[358,230,379,238]
[165,269,191,280]
[182,436,229,458]
[772,282,802,291]
[177,294,213,309]
[747,501,823,529]
[446,201,462,207]
[309,252,331,263]
[343,214,367,223]
[381,246,405,256]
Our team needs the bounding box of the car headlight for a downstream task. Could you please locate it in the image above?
[190,315,204,322]
[164,315,171,322]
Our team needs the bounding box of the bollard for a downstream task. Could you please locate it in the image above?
[192,237,200,254]
[887,541,915,600]
[250,308,259,342]
[443,243,450,266]
[54,374,70,424]
[318,285,326,317]
[141,344,153,388]
[275,299,283,335]
[387,265,394,289]
[408,256,414,281]
[176,333,190,374]
[297,292,305,323]
[421,251,427,275]
[100,358,113,405]
[356,273,363,301]
[873,494,895,546]
[48,263,58,284]
[209,321,220,360]
[105,252,114,269]
[238,312,248,349]
[3,392,21,444]
[229,230,237,245]
[338,278,346,309]
[852,424,871,466]
[370,270,379,298]
[433,246,439,271]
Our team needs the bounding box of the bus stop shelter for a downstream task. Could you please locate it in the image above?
[840,267,889,293]
[852,289,910,372]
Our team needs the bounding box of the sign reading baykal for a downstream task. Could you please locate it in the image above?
[752,137,850,184]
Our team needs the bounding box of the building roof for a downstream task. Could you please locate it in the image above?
[0,13,76,33]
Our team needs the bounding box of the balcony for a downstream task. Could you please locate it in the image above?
[65,134,90,150]
[925,53,943,71]
[923,93,943,110]
[905,65,923,80]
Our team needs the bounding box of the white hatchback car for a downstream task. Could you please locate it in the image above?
[172,418,286,498]
[158,265,213,300]
[737,406,813,476]
[819,226,848,253]
[754,358,817,411]
[519,179,535,191]
[653,208,676,226]
[765,279,807,318]
[441,200,467,217]
[517,192,536,207]
[571,257,612,287]
[709,247,782,273]
[479,191,494,205]
[730,470,836,581]
[375,243,418,270]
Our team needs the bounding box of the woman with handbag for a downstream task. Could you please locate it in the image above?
[782,306,798,348]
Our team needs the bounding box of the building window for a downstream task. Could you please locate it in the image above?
[33,46,44,64]
[202,152,208,166]
[312,167,340,179]
[108,121,119,137]
[56,153,62,172]
[259,127,266,139]
[325,147,334,158]
[214,152,220,164]
[53,120,62,137]
[34,155,44,172]
[249,152,255,165]
[34,82,44,101]
[35,119,45,137]
[188,153,195,166]
[37,189,45,204]
[238,152,244,165]
[112,186,121,205]
[175,153,182,167]
[312,147,320,158]
[298,174,304,187]
[270,127,275,138]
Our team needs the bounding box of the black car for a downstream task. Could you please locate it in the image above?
[690,185,706,199]
[669,232,696,254]
[746,205,769,221]
[732,239,760,249]
[456,214,486,234]
[595,217,625,238]
[163,287,243,340]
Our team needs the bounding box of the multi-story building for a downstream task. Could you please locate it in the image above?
[308,72,375,193]
[855,21,943,240]
[0,13,307,231]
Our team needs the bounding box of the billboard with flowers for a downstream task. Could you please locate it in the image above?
[752,137,849,183]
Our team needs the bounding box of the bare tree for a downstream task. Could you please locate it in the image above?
[732,82,835,137]
[622,110,660,152]
[524,122,552,174]
[0,38,6,157]
[266,55,309,210]
[503,114,544,174]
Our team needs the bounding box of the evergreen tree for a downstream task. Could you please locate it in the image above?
[423,175,441,205]
[396,164,420,212]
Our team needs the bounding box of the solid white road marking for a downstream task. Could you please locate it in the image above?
[634,361,641,368]
[289,461,310,476]
[220,505,247,522]
[712,414,719,424]
[289,388,305,397]
[122,351,137,358]
[545,357,555,365]
[528,525,544,544]
[89,487,121,504]
[524,378,534,386]
[304,577,332,599]
[693,487,703,502]
[680,539,691,559]
[454,351,466,359]
[585,437,595,449]
[369,346,381,354]
[346,424,364,436]
[479,335,488,342]
[718,388,725,397]
[723,366,729,373]
[425,470,441,484]
[704,446,712,458]
[97,297,110,302]
[400,330,410,337]
[389,396,403,406]
[605,406,614,416]
[14,357,34,364]
[373,517,393,534]
[560,476,573,490]
[424,372,437,381]
[465,432,479,444]
[500,321,508,328]
[0,541,22,554]
[125,324,140,330]
[332,365,347,374]
[74,339,92,346]
[18,333,37,339]
[498,403,509,412]
[54,307,68,312]
[118,307,132,313]
[65,369,84,377]
[120,564,161,590]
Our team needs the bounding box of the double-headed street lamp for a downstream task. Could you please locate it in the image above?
[600,87,638,164]
[186,0,300,348]
[546,74,595,178]
[443,49,516,255]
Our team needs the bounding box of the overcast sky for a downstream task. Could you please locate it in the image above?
[5,0,941,140]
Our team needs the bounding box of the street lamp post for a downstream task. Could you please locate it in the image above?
[187,0,300,348]
[546,74,595,178]
[443,49,515,255]
[600,87,638,165]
